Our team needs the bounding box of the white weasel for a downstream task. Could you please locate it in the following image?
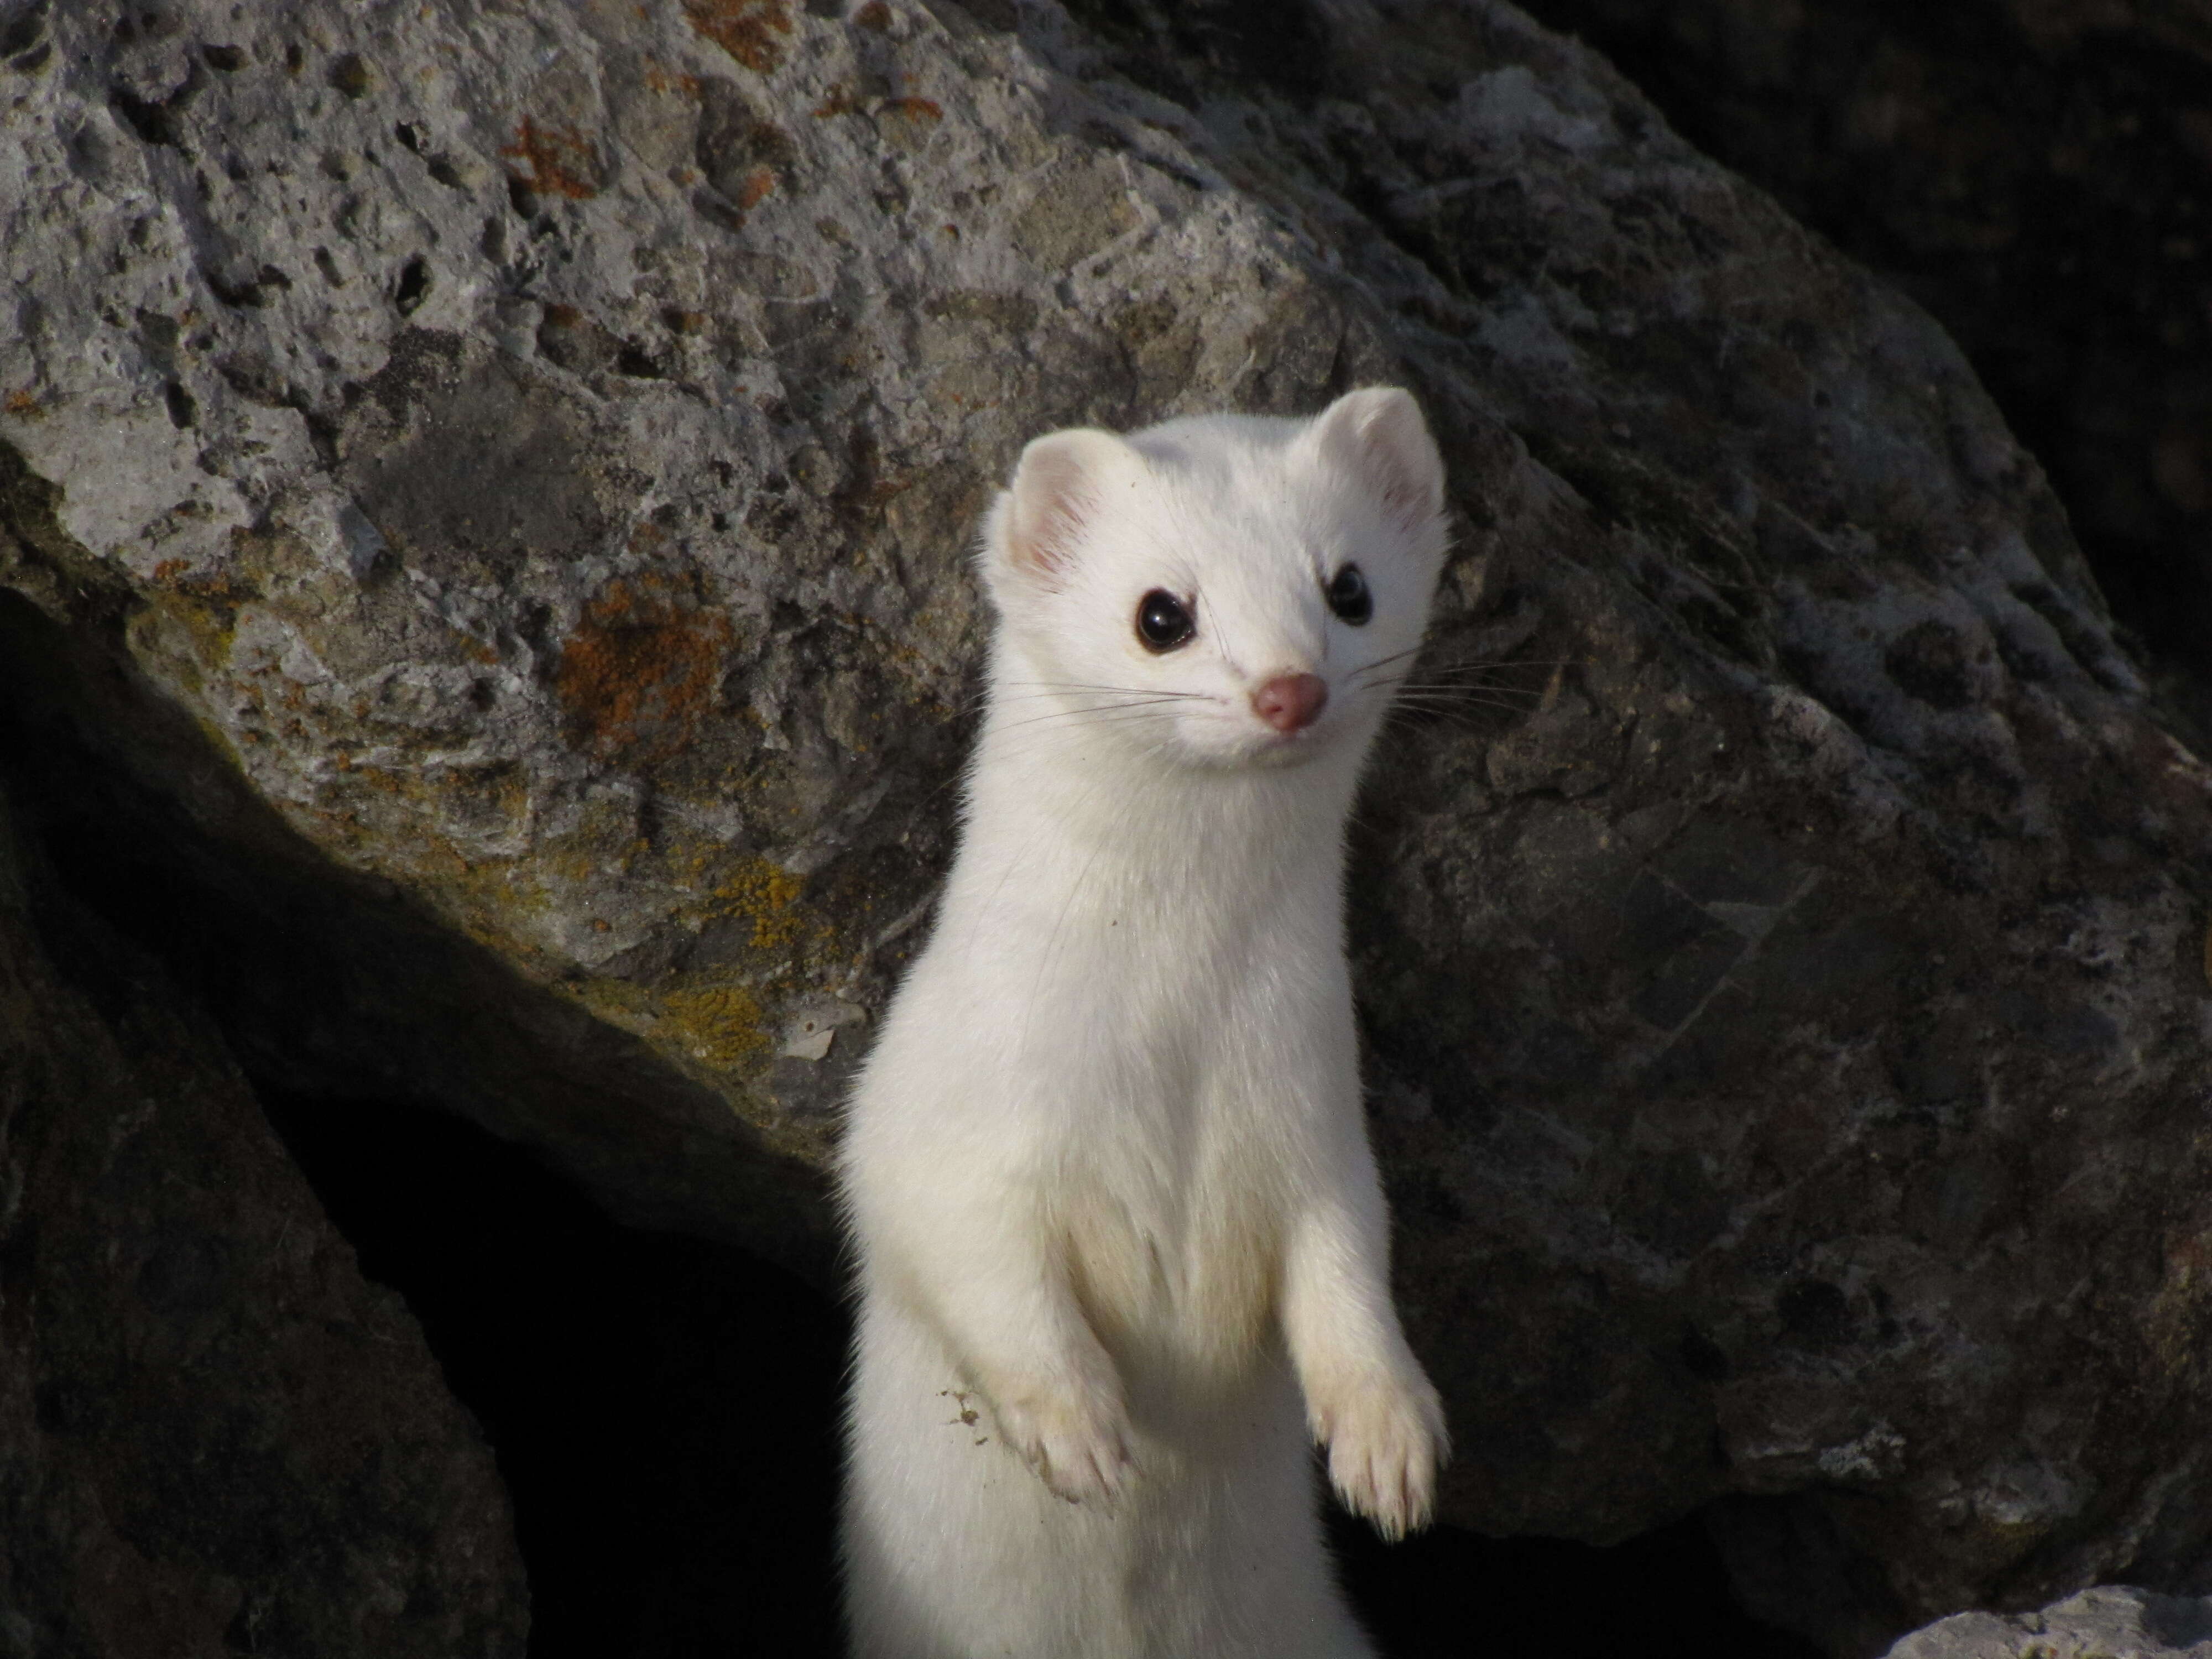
[839,388,1452,1659]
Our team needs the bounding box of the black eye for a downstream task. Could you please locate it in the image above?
[1326,565,1372,625]
[1136,589,1196,652]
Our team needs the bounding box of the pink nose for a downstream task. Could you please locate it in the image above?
[1251,673,1329,733]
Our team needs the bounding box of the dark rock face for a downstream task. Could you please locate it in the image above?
[0,789,526,1656]
[1510,0,2212,741]
[1,0,2209,1653]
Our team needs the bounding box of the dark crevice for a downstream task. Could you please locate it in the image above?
[1059,0,1332,108]
[1336,1510,1824,1658]
[0,2,47,60]
[327,50,372,99]
[258,1092,846,1658]
[109,59,204,148]
[394,254,432,315]
[205,266,273,307]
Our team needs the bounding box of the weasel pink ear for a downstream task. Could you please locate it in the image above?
[1308,387,1446,533]
[998,428,1146,585]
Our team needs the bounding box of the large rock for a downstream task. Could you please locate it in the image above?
[0,785,526,1655]
[1510,0,2212,740]
[3,0,2210,1650]
[1885,1585,2212,1659]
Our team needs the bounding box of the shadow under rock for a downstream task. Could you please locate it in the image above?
[1335,1508,1826,1659]
[260,1097,1818,1659]
[259,1092,848,1659]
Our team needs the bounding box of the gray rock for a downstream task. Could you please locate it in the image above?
[2,0,2210,1650]
[1886,1586,2212,1658]
[0,784,527,1655]
[1511,0,2212,747]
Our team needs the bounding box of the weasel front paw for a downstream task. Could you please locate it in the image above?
[990,1376,1135,1507]
[1311,1368,1448,1542]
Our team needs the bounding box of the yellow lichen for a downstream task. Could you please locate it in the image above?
[661,982,769,1067]
[706,853,805,950]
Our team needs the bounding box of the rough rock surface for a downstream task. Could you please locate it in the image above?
[1885,1585,2212,1658]
[2,0,2211,1651]
[1513,0,2212,741]
[0,785,526,1656]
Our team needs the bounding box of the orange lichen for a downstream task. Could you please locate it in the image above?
[3,389,42,418]
[735,164,776,211]
[554,574,733,763]
[641,64,702,97]
[500,119,599,200]
[883,96,941,123]
[681,0,792,73]
[854,1,891,30]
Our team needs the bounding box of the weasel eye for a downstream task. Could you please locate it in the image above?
[1326,565,1372,625]
[1136,589,1196,652]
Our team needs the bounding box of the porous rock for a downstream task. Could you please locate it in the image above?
[2,0,2210,1651]
[1885,1585,2212,1659]
[0,785,526,1656]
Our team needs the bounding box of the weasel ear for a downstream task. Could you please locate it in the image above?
[1308,387,1446,534]
[996,428,1146,586]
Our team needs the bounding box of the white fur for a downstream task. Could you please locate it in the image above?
[839,388,1452,1659]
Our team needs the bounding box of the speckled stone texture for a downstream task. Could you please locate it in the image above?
[1508,0,2212,742]
[0,785,526,1656]
[2,0,2210,1652]
[1885,1586,2212,1659]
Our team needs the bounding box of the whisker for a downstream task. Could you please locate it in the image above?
[1390,702,1536,722]
[995,680,1213,699]
[1389,684,1545,703]
[1413,667,1564,685]
[996,706,1200,731]
[1375,681,1543,716]
[986,695,1213,717]
[988,691,1187,709]
[1388,672,1552,688]
[958,680,1214,713]
[1356,666,1547,706]
[1345,644,1428,681]
[1387,686,1540,708]
[990,701,1207,735]
[1349,654,1580,686]
[1383,701,1514,732]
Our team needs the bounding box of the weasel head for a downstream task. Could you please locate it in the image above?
[979,387,1449,773]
